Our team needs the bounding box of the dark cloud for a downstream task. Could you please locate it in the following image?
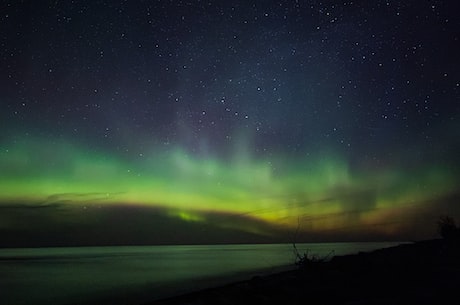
[41,192,125,205]
[0,204,286,248]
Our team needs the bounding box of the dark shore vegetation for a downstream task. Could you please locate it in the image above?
[151,217,460,305]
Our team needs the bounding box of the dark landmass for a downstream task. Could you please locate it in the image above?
[149,239,459,305]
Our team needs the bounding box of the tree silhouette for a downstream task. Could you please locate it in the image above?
[437,216,459,240]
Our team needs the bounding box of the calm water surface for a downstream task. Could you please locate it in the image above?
[0,242,401,305]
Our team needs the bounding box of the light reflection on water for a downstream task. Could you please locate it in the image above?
[0,242,400,305]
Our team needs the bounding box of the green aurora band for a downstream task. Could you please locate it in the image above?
[0,136,459,242]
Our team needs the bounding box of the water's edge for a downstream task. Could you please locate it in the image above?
[0,242,403,305]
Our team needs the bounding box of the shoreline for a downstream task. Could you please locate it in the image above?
[149,239,459,305]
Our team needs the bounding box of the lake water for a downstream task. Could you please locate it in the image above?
[0,242,400,305]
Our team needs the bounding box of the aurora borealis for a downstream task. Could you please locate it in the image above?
[0,1,459,246]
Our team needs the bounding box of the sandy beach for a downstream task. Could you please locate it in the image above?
[150,239,459,305]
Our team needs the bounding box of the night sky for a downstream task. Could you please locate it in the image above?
[1,1,459,246]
